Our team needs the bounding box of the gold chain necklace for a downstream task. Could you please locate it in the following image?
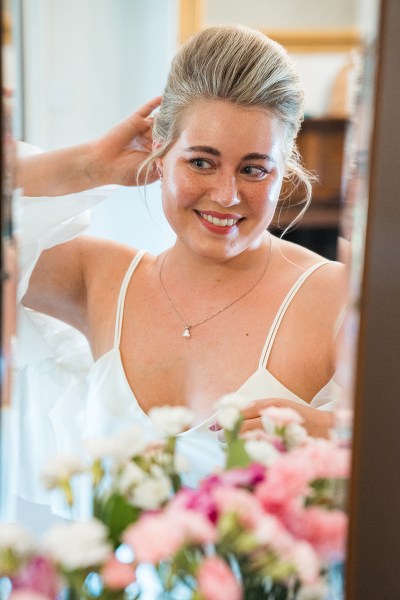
[159,233,272,339]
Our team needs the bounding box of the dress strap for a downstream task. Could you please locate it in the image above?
[113,250,146,349]
[259,261,330,369]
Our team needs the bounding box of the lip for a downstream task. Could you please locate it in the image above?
[195,210,243,235]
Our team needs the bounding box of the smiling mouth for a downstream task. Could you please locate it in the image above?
[197,211,241,227]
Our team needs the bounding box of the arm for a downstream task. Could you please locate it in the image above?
[240,398,334,439]
[16,96,162,196]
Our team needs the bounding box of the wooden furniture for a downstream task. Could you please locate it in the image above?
[271,117,347,258]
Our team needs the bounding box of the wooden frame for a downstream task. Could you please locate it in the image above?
[178,0,361,51]
[346,1,400,597]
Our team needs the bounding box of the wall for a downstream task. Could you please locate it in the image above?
[21,0,178,252]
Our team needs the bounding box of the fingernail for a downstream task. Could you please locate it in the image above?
[209,421,221,432]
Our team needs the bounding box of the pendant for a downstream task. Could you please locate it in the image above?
[182,327,191,339]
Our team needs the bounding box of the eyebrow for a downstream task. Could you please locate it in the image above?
[185,146,274,162]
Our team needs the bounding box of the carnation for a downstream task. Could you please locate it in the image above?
[129,473,171,510]
[41,453,86,489]
[148,406,194,436]
[42,520,112,571]
[87,425,148,463]
[0,524,36,576]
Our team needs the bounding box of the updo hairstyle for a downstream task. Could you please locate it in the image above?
[141,25,313,226]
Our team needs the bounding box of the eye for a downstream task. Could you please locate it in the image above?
[241,165,268,178]
[189,158,214,170]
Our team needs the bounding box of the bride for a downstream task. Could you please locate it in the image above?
[19,25,346,488]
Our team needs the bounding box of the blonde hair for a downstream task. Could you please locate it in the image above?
[141,25,313,227]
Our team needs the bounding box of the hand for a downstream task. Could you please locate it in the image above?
[91,96,162,187]
[239,398,334,439]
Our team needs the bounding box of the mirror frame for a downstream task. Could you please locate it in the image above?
[346,0,400,596]
[178,0,361,51]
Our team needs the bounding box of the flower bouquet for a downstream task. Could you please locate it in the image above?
[0,399,349,600]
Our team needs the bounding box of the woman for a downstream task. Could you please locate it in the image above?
[22,26,345,482]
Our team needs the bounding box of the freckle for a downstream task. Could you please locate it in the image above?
[246,333,249,336]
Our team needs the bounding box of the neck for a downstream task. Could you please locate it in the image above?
[163,233,272,284]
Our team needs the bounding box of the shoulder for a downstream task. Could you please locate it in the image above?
[271,235,347,312]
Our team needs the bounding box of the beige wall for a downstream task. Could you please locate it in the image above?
[206,0,358,30]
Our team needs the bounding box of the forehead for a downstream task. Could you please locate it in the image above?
[175,99,286,156]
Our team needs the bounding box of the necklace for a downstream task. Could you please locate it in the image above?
[159,233,272,339]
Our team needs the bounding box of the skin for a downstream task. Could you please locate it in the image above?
[23,99,345,437]
[17,97,162,195]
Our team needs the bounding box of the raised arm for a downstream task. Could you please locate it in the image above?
[16,97,162,196]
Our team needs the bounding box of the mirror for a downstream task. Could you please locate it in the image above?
[1,0,380,597]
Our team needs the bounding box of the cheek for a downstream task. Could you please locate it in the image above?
[162,168,202,210]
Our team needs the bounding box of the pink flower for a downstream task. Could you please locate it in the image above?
[123,508,216,564]
[256,454,313,513]
[123,512,184,563]
[286,506,348,561]
[101,555,135,590]
[10,592,52,600]
[297,439,350,480]
[197,556,243,600]
[212,487,264,529]
[217,464,265,488]
[171,487,218,524]
[261,406,304,427]
[11,556,60,599]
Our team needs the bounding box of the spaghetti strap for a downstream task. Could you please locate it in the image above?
[113,250,146,349]
[259,261,330,369]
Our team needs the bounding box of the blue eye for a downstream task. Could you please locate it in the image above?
[190,158,213,169]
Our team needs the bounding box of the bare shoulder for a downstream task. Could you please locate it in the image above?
[273,236,347,309]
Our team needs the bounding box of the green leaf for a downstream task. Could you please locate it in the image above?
[94,492,141,545]
[226,438,252,469]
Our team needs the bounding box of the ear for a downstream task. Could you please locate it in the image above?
[152,141,164,175]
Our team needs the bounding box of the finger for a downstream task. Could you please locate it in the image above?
[240,399,287,420]
[240,417,264,434]
[135,96,162,118]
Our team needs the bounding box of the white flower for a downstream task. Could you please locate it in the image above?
[244,439,279,466]
[85,425,147,463]
[116,462,146,494]
[215,393,252,411]
[296,581,328,600]
[0,523,36,575]
[285,422,308,449]
[130,474,171,510]
[290,541,320,585]
[174,452,189,473]
[214,393,253,431]
[261,406,304,432]
[215,406,241,431]
[148,406,194,436]
[41,453,87,489]
[0,523,36,555]
[42,519,112,571]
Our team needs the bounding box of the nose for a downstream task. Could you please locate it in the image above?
[211,173,240,207]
